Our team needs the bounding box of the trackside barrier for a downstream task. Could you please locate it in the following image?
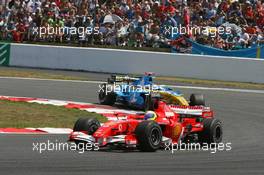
[8,43,264,83]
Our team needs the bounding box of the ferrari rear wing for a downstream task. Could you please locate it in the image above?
[169,105,213,117]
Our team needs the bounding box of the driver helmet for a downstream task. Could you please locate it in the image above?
[144,111,157,121]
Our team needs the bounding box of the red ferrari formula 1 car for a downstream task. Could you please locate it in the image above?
[69,95,223,152]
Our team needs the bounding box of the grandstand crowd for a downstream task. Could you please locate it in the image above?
[0,0,264,51]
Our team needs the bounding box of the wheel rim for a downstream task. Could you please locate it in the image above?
[88,124,98,135]
[214,125,222,142]
[150,128,161,145]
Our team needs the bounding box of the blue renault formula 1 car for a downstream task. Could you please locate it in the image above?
[98,72,205,110]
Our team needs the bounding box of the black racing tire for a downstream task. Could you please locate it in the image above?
[189,94,205,106]
[73,118,101,148]
[143,94,151,111]
[199,118,223,144]
[98,83,116,105]
[143,93,160,111]
[73,118,101,135]
[135,121,162,152]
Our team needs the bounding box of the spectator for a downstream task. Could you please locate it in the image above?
[0,0,263,51]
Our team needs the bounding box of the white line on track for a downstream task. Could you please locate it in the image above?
[0,76,264,94]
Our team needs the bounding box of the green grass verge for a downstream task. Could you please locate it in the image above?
[0,100,107,128]
[0,68,86,81]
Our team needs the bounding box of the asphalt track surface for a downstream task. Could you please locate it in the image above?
[0,75,264,175]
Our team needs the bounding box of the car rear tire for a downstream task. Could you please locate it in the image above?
[98,83,116,105]
[135,121,162,152]
[199,118,223,144]
[189,94,205,106]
